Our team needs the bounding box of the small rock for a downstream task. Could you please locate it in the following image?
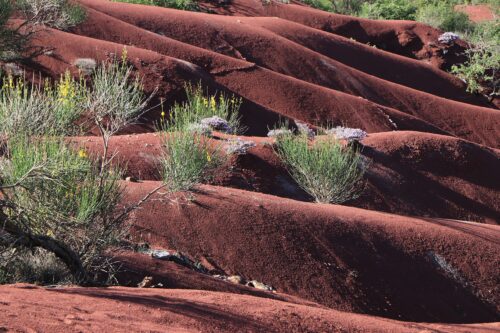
[151,250,172,260]
[125,176,138,182]
[138,276,154,288]
[227,275,245,285]
[247,280,274,292]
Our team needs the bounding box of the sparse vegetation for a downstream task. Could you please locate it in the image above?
[0,56,160,285]
[274,131,367,204]
[158,84,241,192]
[16,0,87,30]
[452,20,499,97]
[294,0,498,99]
[0,0,86,62]
[169,83,244,135]
[113,0,200,11]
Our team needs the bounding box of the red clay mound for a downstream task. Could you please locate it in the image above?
[74,0,500,148]
[124,182,500,323]
[201,0,469,69]
[455,4,497,23]
[71,131,500,223]
[2,284,499,333]
[112,250,314,305]
[356,131,500,224]
[28,19,459,140]
[79,0,483,107]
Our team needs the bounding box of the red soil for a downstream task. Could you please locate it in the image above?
[73,0,500,147]
[2,284,499,333]
[3,1,500,330]
[71,131,500,223]
[200,0,470,69]
[455,4,497,23]
[124,181,500,322]
[20,2,499,147]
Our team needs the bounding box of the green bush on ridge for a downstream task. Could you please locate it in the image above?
[158,84,243,193]
[274,131,367,204]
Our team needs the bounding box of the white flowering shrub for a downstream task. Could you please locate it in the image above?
[225,138,256,155]
[295,121,315,138]
[267,128,293,138]
[438,32,460,45]
[200,116,233,134]
[186,123,212,136]
[325,126,368,143]
[74,58,97,76]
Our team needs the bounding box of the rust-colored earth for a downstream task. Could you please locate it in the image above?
[1,0,499,331]
[455,4,497,23]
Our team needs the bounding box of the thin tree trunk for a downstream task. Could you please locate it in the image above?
[0,207,90,285]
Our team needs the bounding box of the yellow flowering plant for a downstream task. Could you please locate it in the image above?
[167,82,244,134]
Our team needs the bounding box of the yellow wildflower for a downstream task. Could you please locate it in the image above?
[206,151,211,162]
[121,47,128,65]
[210,96,216,110]
[78,149,88,158]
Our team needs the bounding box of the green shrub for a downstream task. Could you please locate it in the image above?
[0,58,157,285]
[274,133,366,204]
[360,0,418,20]
[84,58,150,143]
[451,20,499,95]
[0,73,85,136]
[0,135,123,283]
[416,2,474,32]
[113,0,199,11]
[158,85,234,192]
[16,0,87,31]
[160,131,224,192]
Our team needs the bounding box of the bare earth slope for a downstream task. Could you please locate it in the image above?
[3,0,500,331]
[125,182,500,323]
[201,0,470,69]
[2,284,499,333]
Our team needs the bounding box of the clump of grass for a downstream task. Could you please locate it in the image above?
[169,83,244,135]
[274,132,366,204]
[159,130,224,192]
[0,248,71,285]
